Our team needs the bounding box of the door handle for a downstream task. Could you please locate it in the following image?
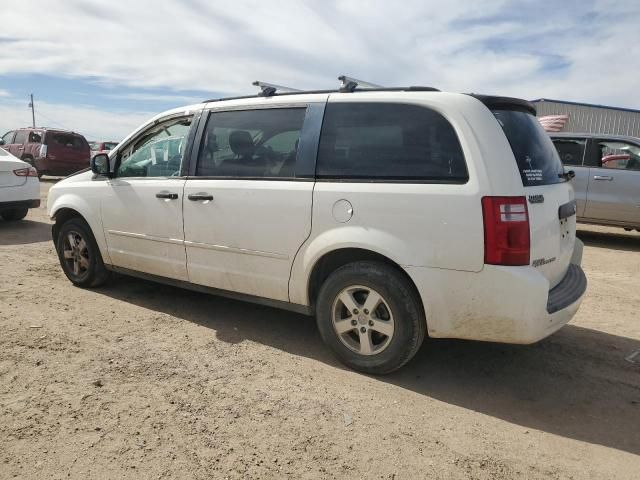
[593,175,613,181]
[155,192,179,200]
[188,193,214,201]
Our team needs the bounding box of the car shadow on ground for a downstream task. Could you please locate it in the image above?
[95,275,640,456]
[577,228,640,252]
[0,219,51,245]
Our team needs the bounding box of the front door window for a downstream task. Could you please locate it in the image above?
[117,116,193,178]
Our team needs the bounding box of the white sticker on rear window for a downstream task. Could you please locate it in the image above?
[523,168,543,182]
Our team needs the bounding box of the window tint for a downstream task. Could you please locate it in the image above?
[196,108,306,178]
[493,110,564,186]
[117,116,192,178]
[552,138,586,166]
[50,133,86,150]
[597,140,640,171]
[14,130,28,145]
[316,103,467,182]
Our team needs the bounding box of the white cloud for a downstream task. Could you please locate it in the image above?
[100,92,203,103]
[0,0,639,120]
[0,100,153,141]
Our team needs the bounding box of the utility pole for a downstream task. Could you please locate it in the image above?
[28,94,35,128]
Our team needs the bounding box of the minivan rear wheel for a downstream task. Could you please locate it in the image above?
[55,217,110,288]
[316,261,426,374]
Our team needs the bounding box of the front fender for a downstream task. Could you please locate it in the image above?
[288,226,411,305]
[48,190,111,265]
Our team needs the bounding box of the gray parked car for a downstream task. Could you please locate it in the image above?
[550,133,640,231]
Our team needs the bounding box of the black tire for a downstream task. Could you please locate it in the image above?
[316,261,426,375]
[55,217,110,288]
[1,208,29,221]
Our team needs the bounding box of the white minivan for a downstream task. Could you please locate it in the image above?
[47,87,586,373]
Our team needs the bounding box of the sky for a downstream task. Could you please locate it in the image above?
[1,0,639,140]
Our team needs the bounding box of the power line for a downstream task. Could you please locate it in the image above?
[34,108,102,139]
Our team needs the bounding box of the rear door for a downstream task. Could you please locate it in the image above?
[551,136,589,217]
[182,104,321,302]
[493,110,575,288]
[583,138,640,226]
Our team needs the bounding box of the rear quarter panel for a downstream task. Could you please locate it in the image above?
[289,93,521,305]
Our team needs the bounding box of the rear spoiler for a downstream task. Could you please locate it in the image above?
[468,94,537,115]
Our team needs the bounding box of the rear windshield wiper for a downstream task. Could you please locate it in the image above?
[559,170,575,181]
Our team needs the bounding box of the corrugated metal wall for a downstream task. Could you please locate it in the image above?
[533,100,640,137]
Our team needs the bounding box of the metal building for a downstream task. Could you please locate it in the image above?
[531,98,640,137]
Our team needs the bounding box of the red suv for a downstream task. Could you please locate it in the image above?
[0,128,90,176]
[89,141,119,154]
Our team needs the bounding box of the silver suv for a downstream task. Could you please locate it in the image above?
[551,133,640,231]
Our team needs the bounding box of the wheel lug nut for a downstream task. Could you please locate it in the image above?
[353,309,359,314]
[368,320,374,327]
[351,320,357,326]
[363,309,369,315]
[360,327,366,333]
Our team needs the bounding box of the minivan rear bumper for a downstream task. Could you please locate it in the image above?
[546,264,587,314]
[404,239,587,344]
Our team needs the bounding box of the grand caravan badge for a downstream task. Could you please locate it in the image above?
[528,194,544,204]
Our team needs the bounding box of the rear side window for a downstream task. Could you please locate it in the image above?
[552,138,586,166]
[28,131,43,143]
[316,102,467,182]
[493,110,564,186]
[596,140,640,171]
[196,108,306,178]
[50,133,86,150]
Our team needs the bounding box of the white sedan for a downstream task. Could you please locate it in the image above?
[0,147,40,221]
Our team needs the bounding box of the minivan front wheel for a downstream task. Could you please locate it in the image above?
[316,261,426,374]
[55,218,110,288]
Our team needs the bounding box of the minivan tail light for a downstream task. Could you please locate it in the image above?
[13,167,38,177]
[482,196,530,266]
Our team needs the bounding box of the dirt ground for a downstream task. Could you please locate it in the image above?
[1,181,639,480]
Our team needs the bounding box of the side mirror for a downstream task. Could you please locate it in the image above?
[91,153,110,176]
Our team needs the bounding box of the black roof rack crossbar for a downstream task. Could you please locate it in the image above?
[252,81,301,97]
[338,75,384,92]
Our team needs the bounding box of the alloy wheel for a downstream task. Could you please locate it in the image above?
[331,285,395,356]
[62,230,90,278]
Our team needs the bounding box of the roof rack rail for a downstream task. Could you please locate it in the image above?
[338,75,383,93]
[252,81,301,97]
[202,85,441,103]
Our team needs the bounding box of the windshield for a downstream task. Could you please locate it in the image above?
[493,110,565,186]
